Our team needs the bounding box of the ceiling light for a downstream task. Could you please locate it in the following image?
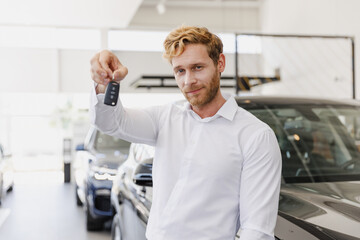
[156,3,166,15]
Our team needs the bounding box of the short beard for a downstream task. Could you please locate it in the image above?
[184,70,220,108]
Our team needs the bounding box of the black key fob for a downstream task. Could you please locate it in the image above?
[104,81,120,106]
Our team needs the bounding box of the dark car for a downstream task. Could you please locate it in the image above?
[110,96,360,239]
[74,126,131,231]
[0,143,14,205]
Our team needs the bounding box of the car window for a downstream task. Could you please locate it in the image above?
[94,131,131,153]
[330,108,360,147]
[248,105,360,183]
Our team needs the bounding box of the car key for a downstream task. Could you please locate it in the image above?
[104,75,120,106]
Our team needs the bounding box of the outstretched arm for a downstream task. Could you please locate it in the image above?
[89,50,159,146]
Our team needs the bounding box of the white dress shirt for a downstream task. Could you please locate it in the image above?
[90,90,282,240]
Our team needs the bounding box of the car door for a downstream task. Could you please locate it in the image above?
[121,169,139,240]
[119,144,146,240]
[132,145,154,239]
[120,144,152,240]
[74,128,97,204]
[132,158,153,239]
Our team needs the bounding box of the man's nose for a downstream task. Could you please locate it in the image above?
[184,71,197,86]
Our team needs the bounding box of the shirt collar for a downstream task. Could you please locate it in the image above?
[216,95,238,121]
[184,94,238,122]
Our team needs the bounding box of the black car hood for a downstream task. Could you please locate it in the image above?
[279,181,360,239]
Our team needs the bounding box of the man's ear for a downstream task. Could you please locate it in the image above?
[217,53,225,73]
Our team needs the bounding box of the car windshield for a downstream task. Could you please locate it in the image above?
[248,104,360,183]
[95,132,131,153]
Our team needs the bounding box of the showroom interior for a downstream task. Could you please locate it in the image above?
[1,0,360,239]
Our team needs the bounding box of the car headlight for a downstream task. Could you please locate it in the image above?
[90,166,117,181]
[94,172,116,181]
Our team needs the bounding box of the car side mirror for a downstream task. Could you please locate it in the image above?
[133,159,153,187]
[76,143,85,151]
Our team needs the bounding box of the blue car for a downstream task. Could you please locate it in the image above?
[74,126,131,231]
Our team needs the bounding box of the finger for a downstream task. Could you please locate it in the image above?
[91,60,110,85]
[95,83,107,94]
[99,51,115,78]
[109,54,122,71]
[91,70,108,85]
[113,66,128,82]
[90,53,109,83]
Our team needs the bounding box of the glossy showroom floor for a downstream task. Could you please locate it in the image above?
[0,171,111,240]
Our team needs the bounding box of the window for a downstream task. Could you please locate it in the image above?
[248,105,360,183]
[94,131,131,152]
[0,26,100,50]
[108,30,262,54]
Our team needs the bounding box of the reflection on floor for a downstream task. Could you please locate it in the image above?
[0,171,111,240]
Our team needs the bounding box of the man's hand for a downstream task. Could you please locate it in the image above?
[90,50,128,94]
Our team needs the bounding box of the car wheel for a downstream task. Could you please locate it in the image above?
[75,186,83,206]
[111,213,122,240]
[86,204,103,231]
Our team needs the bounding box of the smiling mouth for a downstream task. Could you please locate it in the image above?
[186,88,203,95]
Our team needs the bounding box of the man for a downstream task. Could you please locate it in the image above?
[90,26,281,240]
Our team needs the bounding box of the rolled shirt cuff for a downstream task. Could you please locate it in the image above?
[239,228,274,240]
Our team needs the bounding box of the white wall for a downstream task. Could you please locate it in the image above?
[0,48,97,93]
[260,0,360,99]
[251,36,353,98]
[59,50,97,93]
[0,48,59,93]
[261,0,358,35]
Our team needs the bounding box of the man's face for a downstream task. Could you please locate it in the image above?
[172,44,225,108]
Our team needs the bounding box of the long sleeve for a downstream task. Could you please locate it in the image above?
[89,86,159,146]
[239,128,282,240]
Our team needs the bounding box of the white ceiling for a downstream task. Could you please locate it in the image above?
[0,0,143,29]
[0,0,261,32]
[132,0,261,32]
